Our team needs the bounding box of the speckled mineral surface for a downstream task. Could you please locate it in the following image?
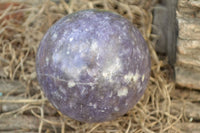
[36,9,151,122]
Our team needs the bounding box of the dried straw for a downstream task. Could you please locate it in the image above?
[0,0,183,132]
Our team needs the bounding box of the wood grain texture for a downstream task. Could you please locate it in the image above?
[171,88,200,102]
[177,54,200,67]
[0,115,75,132]
[177,39,200,52]
[0,80,26,95]
[0,115,59,131]
[176,0,200,89]
[177,0,200,17]
[178,17,200,40]
[175,66,200,90]
[176,123,200,133]
[171,101,200,121]
[0,96,57,115]
[189,0,200,8]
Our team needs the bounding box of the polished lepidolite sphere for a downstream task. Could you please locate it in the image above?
[36,9,151,122]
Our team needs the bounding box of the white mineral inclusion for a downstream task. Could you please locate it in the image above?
[78,41,90,54]
[68,80,76,88]
[117,87,128,97]
[61,61,85,79]
[109,91,113,98]
[45,57,49,65]
[60,62,68,74]
[52,50,63,64]
[55,39,64,52]
[53,48,83,79]
[137,85,143,93]
[89,102,97,109]
[69,102,73,108]
[124,71,140,83]
[142,74,145,82]
[66,51,70,55]
[80,87,86,95]
[125,101,128,106]
[104,16,111,20]
[124,72,134,83]
[102,57,122,81]
[52,33,58,40]
[52,91,63,101]
[85,28,89,31]
[90,40,98,51]
[58,85,66,94]
[69,37,73,42]
[93,103,97,109]
[133,71,140,82]
[114,107,119,111]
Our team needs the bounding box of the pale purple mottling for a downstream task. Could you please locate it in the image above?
[36,9,151,123]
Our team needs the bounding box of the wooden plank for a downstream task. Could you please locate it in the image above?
[189,0,200,8]
[0,96,57,115]
[0,115,74,132]
[177,39,200,50]
[177,47,200,56]
[0,115,59,131]
[176,0,200,89]
[175,66,200,90]
[177,54,200,68]
[0,80,26,95]
[177,39,200,55]
[176,123,200,133]
[173,88,200,101]
[171,101,200,121]
[171,88,200,102]
[178,0,200,8]
[178,0,190,8]
[176,40,200,68]
[170,100,200,132]
[177,0,198,17]
[0,131,38,133]
[178,17,200,40]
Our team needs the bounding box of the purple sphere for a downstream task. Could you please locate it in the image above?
[36,9,151,123]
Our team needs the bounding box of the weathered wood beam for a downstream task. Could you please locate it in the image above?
[176,54,200,68]
[0,96,57,115]
[176,123,200,133]
[171,100,200,121]
[189,0,200,8]
[178,39,200,49]
[177,39,200,54]
[178,17,200,40]
[0,115,60,131]
[0,115,75,132]
[0,80,26,95]
[171,88,200,102]
[175,66,200,90]
[177,0,199,16]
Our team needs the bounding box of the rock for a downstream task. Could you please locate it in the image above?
[36,9,151,122]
